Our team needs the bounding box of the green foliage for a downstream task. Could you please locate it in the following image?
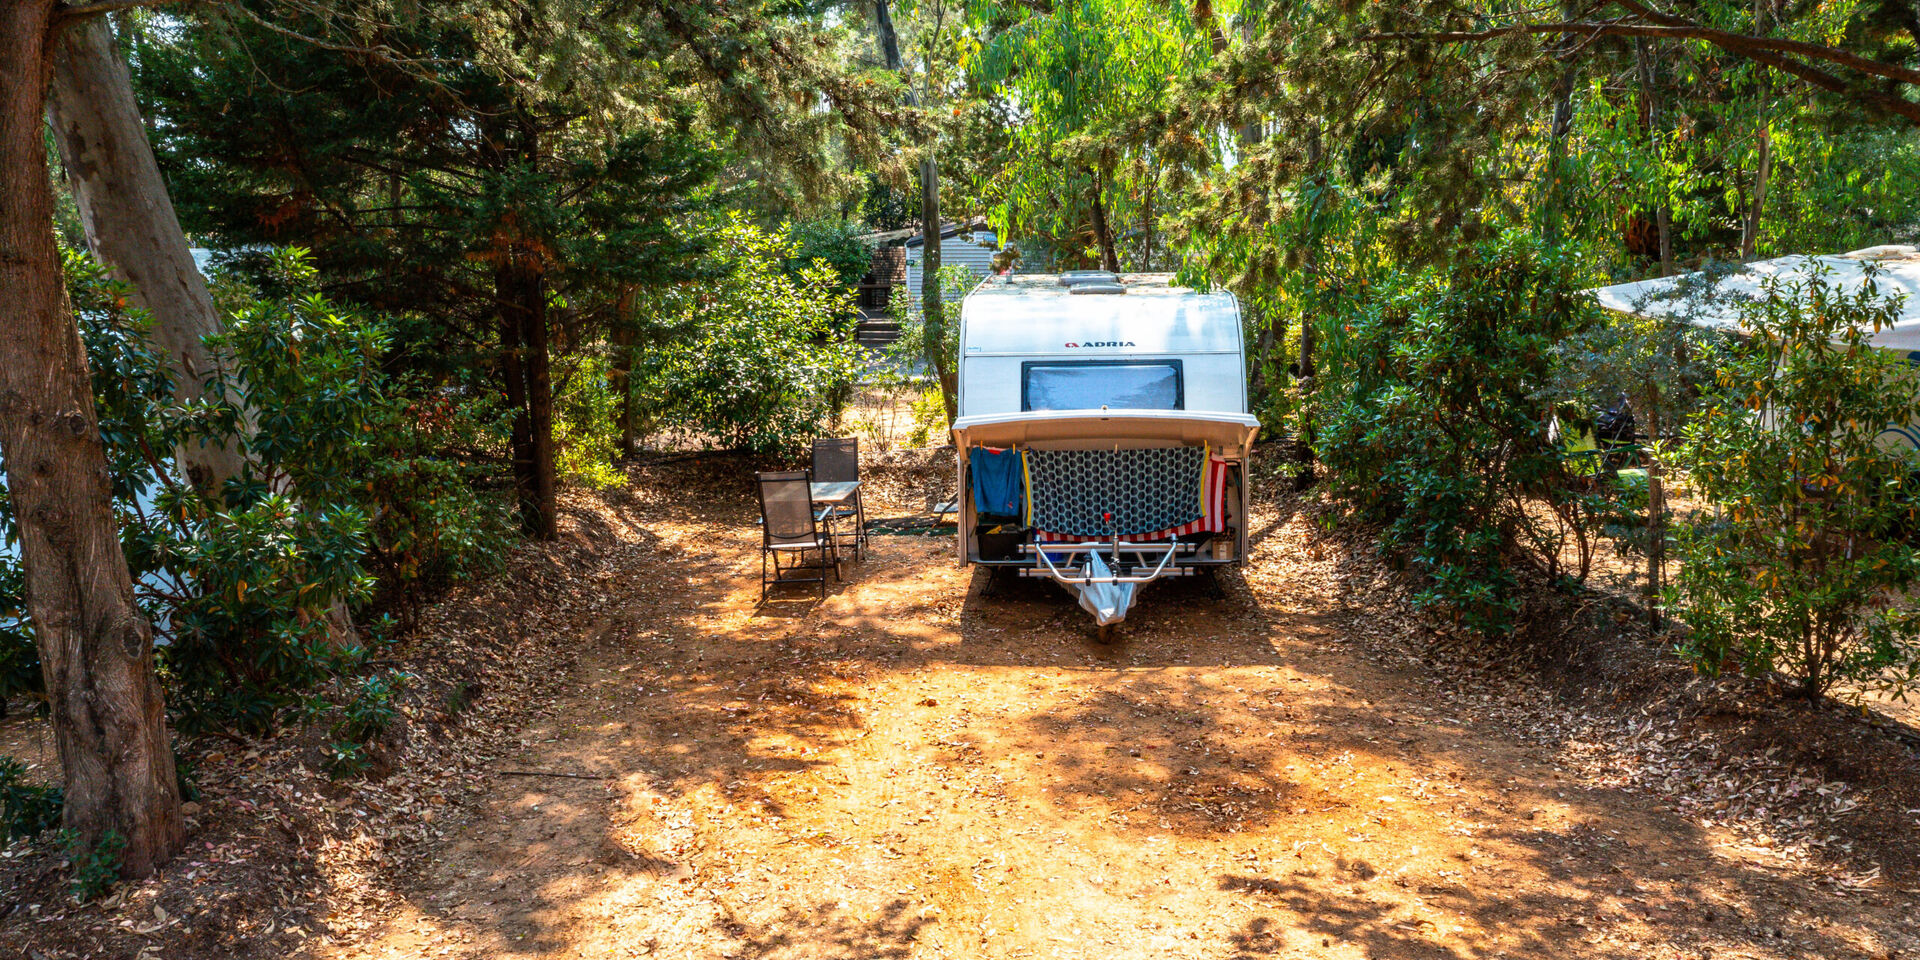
[316,669,410,779]
[1670,266,1920,701]
[555,353,627,490]
[634,220,864,455]
[906,386,948,449]
[971,0,1205,270]
[59,827,124,903]
[0,757,62,840]
[784,219,873,297]
[0,249,511,736]
[0,553,39,710]
[886,264,968,382]
[334,670,409,743]
[1317,233,1601,634]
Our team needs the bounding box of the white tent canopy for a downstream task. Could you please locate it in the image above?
[1587,247,1920,354]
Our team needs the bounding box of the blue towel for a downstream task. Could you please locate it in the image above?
[969,447,1025,520]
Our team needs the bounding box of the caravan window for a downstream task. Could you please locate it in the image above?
[1021,360,1183,412]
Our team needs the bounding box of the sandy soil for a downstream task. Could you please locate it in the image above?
[300,461,1919,960]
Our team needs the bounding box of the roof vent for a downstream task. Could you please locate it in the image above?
[1059,270,1120,286]
[1069,282,1127,295]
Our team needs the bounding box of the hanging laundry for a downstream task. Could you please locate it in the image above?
[969,446,1027,520]
[1037,456,1229,543]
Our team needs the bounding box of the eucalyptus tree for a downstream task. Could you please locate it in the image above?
[0,0,183,881]
[973,0,1212,272]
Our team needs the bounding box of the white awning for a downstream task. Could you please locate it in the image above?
[1587,247,1920,353]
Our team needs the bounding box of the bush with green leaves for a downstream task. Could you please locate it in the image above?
[1669,265,1920,701]
[634,219,863,455]
[0,756,62,840]
[59,827,124,902]
[783,218,874,299]
[1315,233,1602,635]
[0,552,37,714]
[554,351,627,490]
[0,249,510,736]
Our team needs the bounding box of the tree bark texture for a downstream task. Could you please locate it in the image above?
[1741,0,1775,260]
[1089,178,1120,273]
[47,16,249,493]
[496,260,557,540]
[1634,38,1676,276]
[0,1,183,878]
[609,288,636,455]
[482,111,558,540]
[920,153,958,426]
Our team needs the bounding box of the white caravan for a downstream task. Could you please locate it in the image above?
[949,272,1259,635]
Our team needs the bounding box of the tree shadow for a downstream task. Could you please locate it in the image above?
[344,457,1920,960]
[726,898,932,960]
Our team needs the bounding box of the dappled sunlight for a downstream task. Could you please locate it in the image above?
[311,461,1920,960]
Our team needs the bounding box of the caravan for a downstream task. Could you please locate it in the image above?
[949,272,1259,636]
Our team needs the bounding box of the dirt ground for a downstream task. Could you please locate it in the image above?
[278,456,1917,960]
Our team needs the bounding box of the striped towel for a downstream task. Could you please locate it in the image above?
[1036,456,1229,543]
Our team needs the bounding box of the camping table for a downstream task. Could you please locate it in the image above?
[810,481,866,560]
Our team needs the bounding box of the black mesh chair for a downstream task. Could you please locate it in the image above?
[811,437,867,560]
[756,470,837,601]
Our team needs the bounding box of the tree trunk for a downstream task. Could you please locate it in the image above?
[1089,175,1121,273]
[0,0,182,879]
[497,260,555,539]
[1634,38,1676,276]
[1542,55,1578,245]
[46,16,249,494]
[609,288,636,456]
[874,0,903,69]
[1644,397,1666,635]
[1742,121,1771,259]
[522,269,558,537]
[1741,0,1774,260]
[920,152,958,426]
[876,0,956,427]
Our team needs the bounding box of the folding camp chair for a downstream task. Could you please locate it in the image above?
[811,437,867,560]
[756,470,838,601]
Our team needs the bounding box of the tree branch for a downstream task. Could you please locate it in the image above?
[53,0,185,22]
[1359,15,1920,124]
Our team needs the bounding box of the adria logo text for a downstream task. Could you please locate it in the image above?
[1064,341,1135,348]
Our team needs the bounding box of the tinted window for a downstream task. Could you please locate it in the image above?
[1022,361,1182,411]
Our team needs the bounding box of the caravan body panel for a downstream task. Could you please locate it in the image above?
[950,274,1257,577]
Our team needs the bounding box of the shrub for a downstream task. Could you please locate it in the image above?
[783,218,874,299]
[1315,233,1601,634]
[0,249,510,736]
[59,827,123,902]
[0,757,62,840]
[554,352,627,489]
[0,552,39,713]
[1669,264,1920,701]
[634,219,864,455]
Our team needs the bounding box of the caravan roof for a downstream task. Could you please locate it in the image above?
[959,273,1244,359]
[1588,247,1920,352]
[953,274,1254,444]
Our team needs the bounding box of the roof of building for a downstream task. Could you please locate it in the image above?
[858,217,993,246]
[1587,246,1920,351]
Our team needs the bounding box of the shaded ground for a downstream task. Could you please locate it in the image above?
[298,456,1919,960]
